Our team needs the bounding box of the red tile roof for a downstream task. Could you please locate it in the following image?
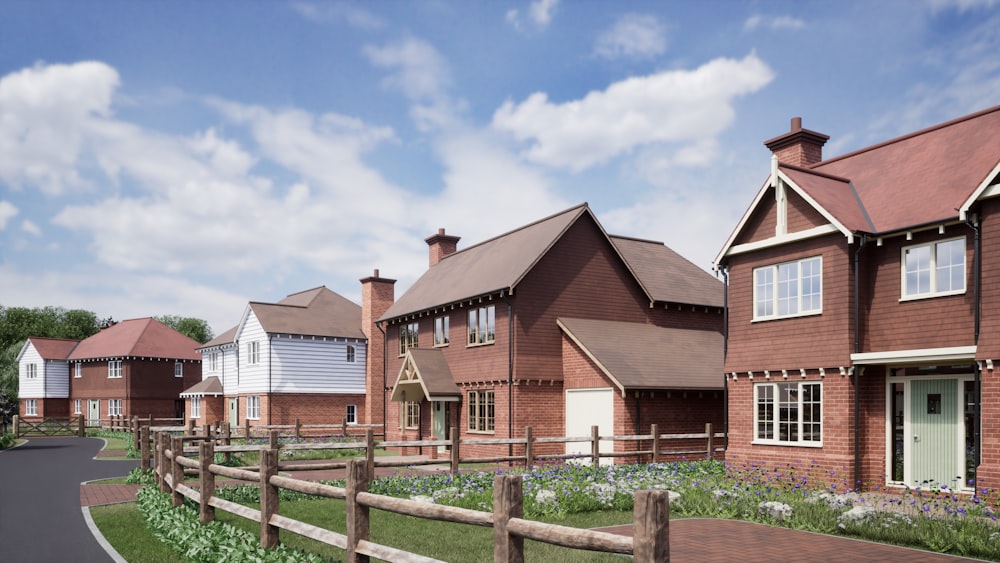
[247,286,363,339]
[67,317,201,361]
[24,337,79,360]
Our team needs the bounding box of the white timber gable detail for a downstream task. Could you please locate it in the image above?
[236,309,269,394]
[17,341,70,398]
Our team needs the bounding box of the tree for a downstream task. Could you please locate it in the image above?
[155,315,214,344]
[0,306,101,398]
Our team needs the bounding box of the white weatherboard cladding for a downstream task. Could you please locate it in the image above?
[44,360,70,397]
[202,346,239,393]
[18,343,44,397]
[237,311,269,394]
[270,337,366,393]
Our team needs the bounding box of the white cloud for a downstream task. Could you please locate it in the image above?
[21,219,40,236]
[491,52,775,171]
[291,1,384,29]
[594,13,667,60]
[743,14,806,31]
[0,61,119,195]
[0,201,17,229]
[506,0,559,31]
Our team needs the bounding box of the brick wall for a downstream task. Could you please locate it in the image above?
[186,396,225,427]
[232,392,366,427]
[19,398,69,419]
[68,358,198,419]
[361,270,395,428]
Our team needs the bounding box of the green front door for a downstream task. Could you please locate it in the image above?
[910,379,960,489]
[88,400,100,427]
[228,398,238,428]
[432,401,450,453]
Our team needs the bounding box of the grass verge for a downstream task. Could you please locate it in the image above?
[89,502,186,563]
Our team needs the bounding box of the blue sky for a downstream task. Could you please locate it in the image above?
[1,0,998,335]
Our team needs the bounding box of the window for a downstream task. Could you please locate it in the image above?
[247,341,260,365]
[754,257,822,320]
[25,363,37,379]
[208,352,218,371]
[247,396,260,420]
[468,390,495,432]
[108,399,123,417]
[754,382,821,445]
[74,399,82,415]
[75,363,82,378]
[346,344,356,363]
[191,397,201,419]
[434,316,450,347]
[467,306,496,345]
[174,362,183,378]
[399,322,418,355]
[902,237,965,299]
[108,360,122,378]
[404,401,420,429]
[346,404,357,425]
[25,399,37,416]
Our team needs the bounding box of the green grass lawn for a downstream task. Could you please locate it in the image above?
[89,503,186,563]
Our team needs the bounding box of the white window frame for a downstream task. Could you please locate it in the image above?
[753,256,822,321]
[404,401,419,429]
[467,305,496,346]
[247,396,260,420]
[25,363,37,379]
[467,390,495,433]
[901,237,966,300]
[399,322,418,356]
[74,363,82,378]
[174,362,183,378]
[209,352,218,371]
[108,360,122,379]
[434,316,450,347]
[108,399,123,417]
[346,344,356,363]
[247,341,260,365]
[25,399,37,416]
[346,404,357,425]
[191,396,201,419]
[74,399,82,415]
[753,381,822,446]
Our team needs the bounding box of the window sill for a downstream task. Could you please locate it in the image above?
[467,429,495,435]
[466,341,496,348]
[751,440,823,448]
[899,290,965,303]
[751,310,822,323]
[433,343,450,348]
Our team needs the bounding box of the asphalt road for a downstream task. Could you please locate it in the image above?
[0,437,138,562]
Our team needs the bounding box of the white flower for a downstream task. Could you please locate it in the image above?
[535,489,557,505]
[410,495,435,504]
[758,501,793,521]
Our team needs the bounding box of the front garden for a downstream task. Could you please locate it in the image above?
[96,459,1000,562]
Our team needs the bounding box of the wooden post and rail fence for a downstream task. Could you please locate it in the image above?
[155,429,672,562]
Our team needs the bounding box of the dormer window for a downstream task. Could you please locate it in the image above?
[902,237,965,300]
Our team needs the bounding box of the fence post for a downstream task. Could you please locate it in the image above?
[591,425,600,468]
[156,433,169,493]
[343,417,349,438]
[203,423,211,443]
[295,418,301,440]
[260,447,279,549]
[365,428,375,479]
[132,417,139,449]
[12,415,17,438]
[268,429,279,452]
[140,425,150,471]
[77,414,85,438]
[199,440,215,523]
[244,418,250,440]
[705,422,714,460]
[650,424,659,464]
[346,459,370,563]
[633,489,670,562]
[493,474,524,563]
[524,426,533,469]
[171,435,184,507]
[186,418,195,436]
[222,423,232,464]
[450,426,460,473]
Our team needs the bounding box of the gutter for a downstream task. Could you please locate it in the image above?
[721,266,729,452]
[268,335,273,426]
[966,214,982,491]
[500,291,514,459]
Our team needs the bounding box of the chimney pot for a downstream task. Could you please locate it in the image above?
[791,117,802,131]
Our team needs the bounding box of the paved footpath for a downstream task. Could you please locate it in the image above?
[0,436,137,563]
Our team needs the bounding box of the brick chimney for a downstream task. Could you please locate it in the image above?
[764,117,830,167]
[360,268,396,427]
[425,228,460,267]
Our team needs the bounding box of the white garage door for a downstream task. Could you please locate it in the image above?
[564,388,614,465]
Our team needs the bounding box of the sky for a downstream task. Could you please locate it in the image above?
[1,0,999,336]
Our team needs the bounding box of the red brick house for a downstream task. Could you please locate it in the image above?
[374,204,725,461]
[17,337,79,419]
[67,317,202,423]
[182,286,373,429]
[715,106,1000,493]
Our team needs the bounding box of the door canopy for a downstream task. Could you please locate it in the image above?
[390,349,461,403]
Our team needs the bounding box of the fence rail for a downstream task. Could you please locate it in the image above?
[155,430,672,562]
[141,421,721,474]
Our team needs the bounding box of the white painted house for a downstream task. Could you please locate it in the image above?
[182,286,368,427]
[16,337,79,419]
